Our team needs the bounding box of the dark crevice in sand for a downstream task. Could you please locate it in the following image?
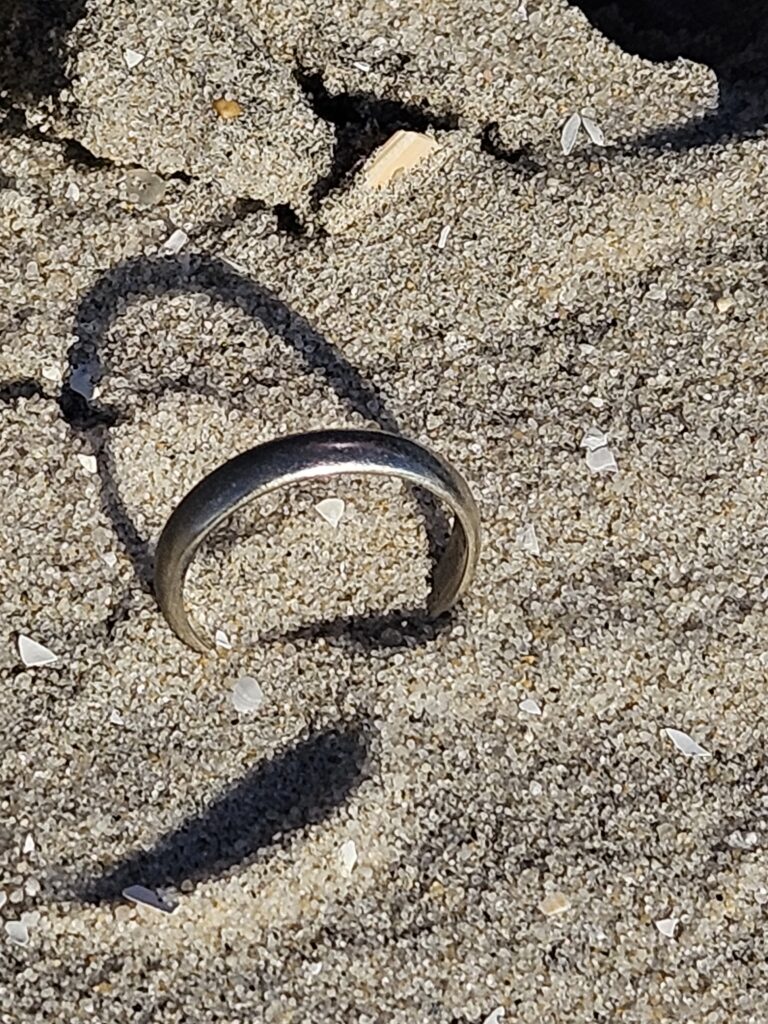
[0,378,46,403]
[479,122,542,175]
[1,105,194,182]
[294,66,459,203]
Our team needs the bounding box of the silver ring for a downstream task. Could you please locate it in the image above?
[154,429,481,652]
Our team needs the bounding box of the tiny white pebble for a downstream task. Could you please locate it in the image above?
[65,181,81,202]
[17,635,58,667]
[0,891,6,909]
[77,453,98,475]
[101,551,118,568]
[109,708,125,726]
[352,60,371,72]
[22,833,35,855]
[305,961,323,977]
[437,224,452,249]
[5,920,29,946]
[315,497,345,528]
[41,365,62,383]
[665,728,709,758]
[519,697,542,715]
[655,917,679,938]
[160,228,188,255]
[339,839,357,876]
[123,48,145,69]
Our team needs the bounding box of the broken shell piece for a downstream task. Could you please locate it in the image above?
[665,728,709,758]
[580,426,609,451]
[214,628,232,650]
[18,635,57,667]
[538,891,571,916]
[42,365,62,383]
[581,115,605,146]
[586,446,618,474]
[123,48,145,69]
[519,698,542,715]
[212,98,244,120]
[364,130,439,189]
[22,834,35,855]
[482,1010,506,1024]
[232,676,264,713]
[437,224,452,249]
[339,839,358,877]
[122,885,176,913]
[315,497,345,528]
[160,229,188,256]
[5,920,29,946]
[655,917,679,938]
[715,294,734,314]
[561,113,581,155]
[516,523,540,555]
[77,454,98,475]
[65,182,81,202]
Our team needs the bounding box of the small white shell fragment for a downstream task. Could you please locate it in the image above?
[437,224,451,249]
[65,181,81,202]
[231,676,265,713]
[315,497,345,528]
[516,523,540,556]
[18,635,58,667]
[77,453,98,475]
[538,891,571,916]
[0,891,6,909]
[586,446,618,474]
[655,917,679,938]
[483,1010,505,1024]
[109,708,125,726]
[41,365,62,383]
[665,728,709,758]
[581,115,605,146]
[339,839,358,877]
[160,229,188,255]
[123,48,145,69]
[364,130,439,189]
[122,885,176,913]
[101,551,118,568]
[305,960,323,977]
[715,294,735,314]
[561,112,581,155]
[352,60,371,72]
[214,628,232,650]
[580,426,609,451]
[22,833,35,855]
[519,698,542,716]
[5,920,29,946]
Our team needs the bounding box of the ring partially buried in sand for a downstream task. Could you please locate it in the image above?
[154,429,482,652]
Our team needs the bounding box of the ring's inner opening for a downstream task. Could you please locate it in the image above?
[185,473,431,644]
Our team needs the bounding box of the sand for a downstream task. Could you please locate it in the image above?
[2,0,768,1021]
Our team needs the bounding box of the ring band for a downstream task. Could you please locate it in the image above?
[153,429,481,652]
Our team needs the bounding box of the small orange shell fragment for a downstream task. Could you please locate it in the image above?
[212,98,243,120]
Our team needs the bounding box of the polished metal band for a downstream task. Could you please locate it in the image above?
[154,429,481,652]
